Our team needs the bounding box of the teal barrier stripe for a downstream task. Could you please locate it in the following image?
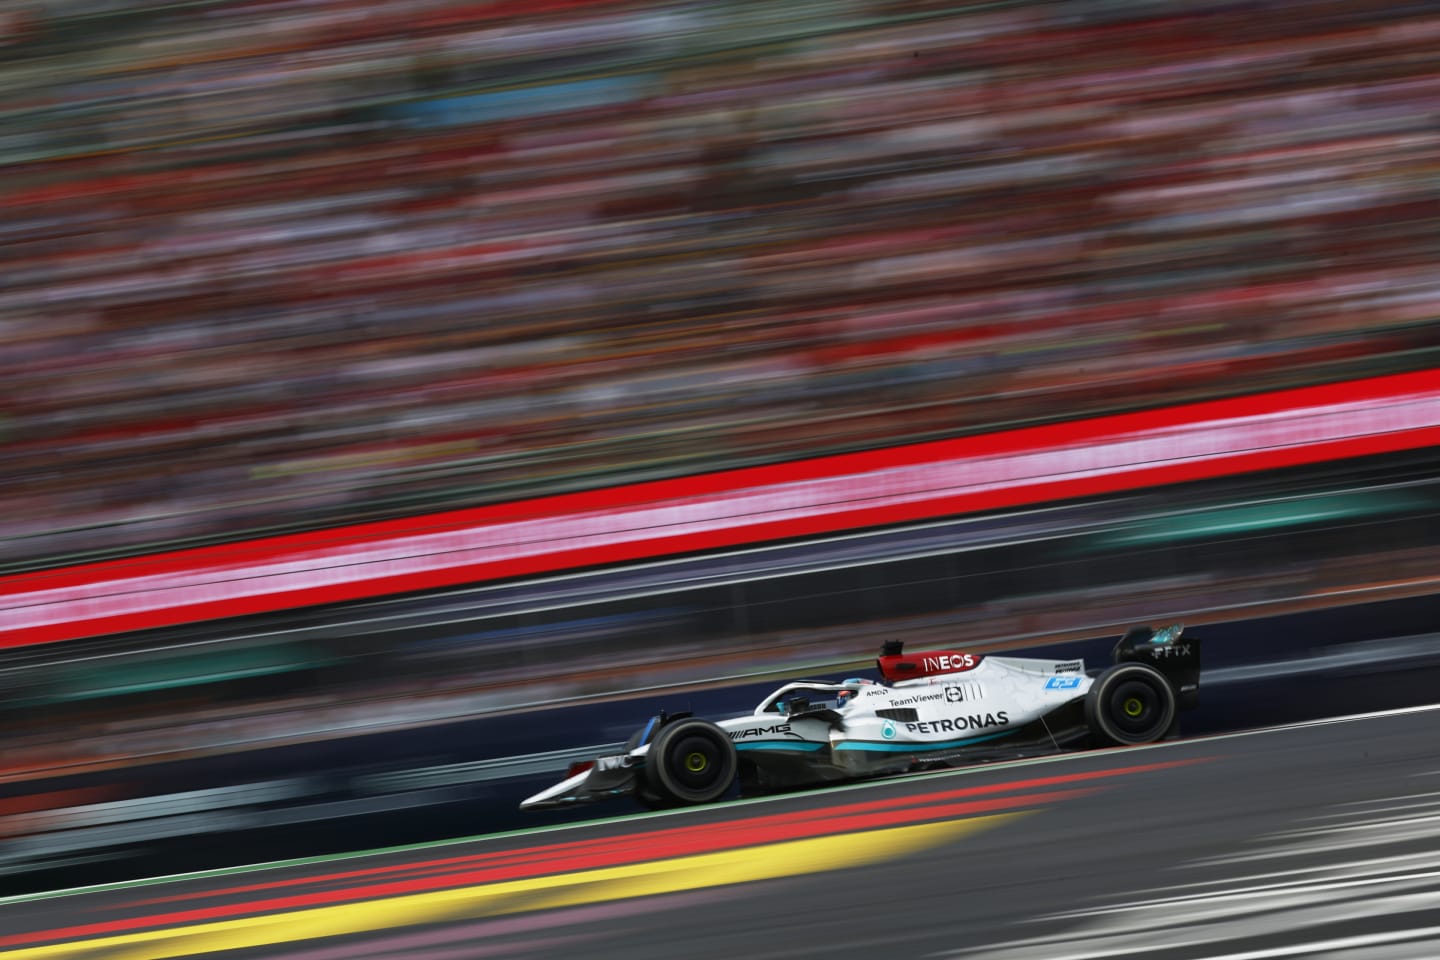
[835,730,1016,752]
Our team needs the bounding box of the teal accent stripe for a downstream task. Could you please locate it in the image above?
[835,730,1015,753]
[734,741,826,751]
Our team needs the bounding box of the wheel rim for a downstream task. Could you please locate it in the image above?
[1107,679,1164,737]
[668,734,727,792]
[647,721,738,804]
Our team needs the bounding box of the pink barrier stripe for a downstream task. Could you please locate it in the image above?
[3,370,1438,647]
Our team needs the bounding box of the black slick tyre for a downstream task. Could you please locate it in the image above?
[644,718,738,805]
[1085,662,1177,746]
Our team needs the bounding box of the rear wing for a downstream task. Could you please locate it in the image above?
[1115,623,1200,709]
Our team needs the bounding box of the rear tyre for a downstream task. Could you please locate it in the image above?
[644,718,738,805]
[1085,662,1177,746]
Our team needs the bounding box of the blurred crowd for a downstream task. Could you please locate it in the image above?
[4,0,1440,566]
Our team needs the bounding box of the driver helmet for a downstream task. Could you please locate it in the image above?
[836,678,873,706]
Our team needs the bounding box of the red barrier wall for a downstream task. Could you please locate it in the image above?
[4,370,1438,648]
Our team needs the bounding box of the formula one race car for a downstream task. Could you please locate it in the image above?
[521,624,1200,810]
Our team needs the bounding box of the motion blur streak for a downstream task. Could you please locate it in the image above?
[0,817,1012,960]
[269,897,723,960]
[125,756,1205,909]
[0,758,1205,959]
[7,371,1438,647]
[5,784,1107,946]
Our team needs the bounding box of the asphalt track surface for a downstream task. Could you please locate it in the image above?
[6,705,1440,960]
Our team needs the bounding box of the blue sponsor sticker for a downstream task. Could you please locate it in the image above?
[1045,676,1082,690]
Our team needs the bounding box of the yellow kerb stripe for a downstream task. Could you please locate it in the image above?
[14,814,1022,960]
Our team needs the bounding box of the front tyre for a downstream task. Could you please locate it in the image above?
[1085,662,1177,746]
[644,718,738,805]
[634,787,678,811]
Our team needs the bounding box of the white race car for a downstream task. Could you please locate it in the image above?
[521,624,1199,810]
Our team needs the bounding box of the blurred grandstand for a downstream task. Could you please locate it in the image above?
[4,0,1440,569]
